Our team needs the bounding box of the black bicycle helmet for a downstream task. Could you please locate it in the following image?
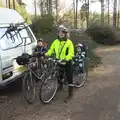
[37,38,44,43]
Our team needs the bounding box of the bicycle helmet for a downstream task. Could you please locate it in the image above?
[37,38,44,43]
[75,43,83,47]
[58,25,68,33]
[76,43,83,52]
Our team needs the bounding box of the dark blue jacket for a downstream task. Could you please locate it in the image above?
[33,45,47,54]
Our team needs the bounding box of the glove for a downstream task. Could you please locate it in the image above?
[40,52,45,57]
[61,59,67,63]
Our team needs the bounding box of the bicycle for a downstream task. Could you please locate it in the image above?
[16,53,48,104]
[39,58,66,104]
[39,57,88,104]
[72,56,88,88]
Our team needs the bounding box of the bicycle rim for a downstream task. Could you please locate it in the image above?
[73,67,88,88]
[39,72,58,104]
[22,72,36,104]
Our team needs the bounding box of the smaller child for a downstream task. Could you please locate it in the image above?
[32,38,48,69]
[75,43,87,73]
[33,38,47,54]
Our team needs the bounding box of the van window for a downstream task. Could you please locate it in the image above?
[0,26,33,50]
[19,28,32,45]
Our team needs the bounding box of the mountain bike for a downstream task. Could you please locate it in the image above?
[39,56,89,104]
[72,57,88,88]
[39,58,66,104]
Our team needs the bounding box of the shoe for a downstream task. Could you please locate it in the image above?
[64,86,74,103]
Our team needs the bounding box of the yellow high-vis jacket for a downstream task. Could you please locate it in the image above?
[46,39,74,61]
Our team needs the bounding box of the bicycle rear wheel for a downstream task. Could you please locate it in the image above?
[22,71,36,104]
[73,66,88,88]
[39,72,58,104]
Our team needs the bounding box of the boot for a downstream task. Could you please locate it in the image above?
[64,86,74,103]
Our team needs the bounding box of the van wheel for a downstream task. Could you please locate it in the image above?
[22,71,36,104]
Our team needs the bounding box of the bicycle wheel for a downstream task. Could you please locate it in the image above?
[22,71,36,104]
[73,66,88,88]
[39,71,58,104]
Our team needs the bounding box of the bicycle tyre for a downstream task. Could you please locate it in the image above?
[73,66,88,88]
[22,71,36,104]
[39,72,58,104]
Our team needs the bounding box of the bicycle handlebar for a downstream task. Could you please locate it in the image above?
[47,57,65,64]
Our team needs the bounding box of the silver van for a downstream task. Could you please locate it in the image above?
[0,8,37,88]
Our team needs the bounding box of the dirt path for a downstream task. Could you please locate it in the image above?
[1,46,120,120]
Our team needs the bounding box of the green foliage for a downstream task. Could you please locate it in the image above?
[58,10,74,28]
[0,0,31,24]
[0,2,5,7]
[89,12,101,24]
[16,5,31,24]
[86,24,119,45]
[30,14,54,38]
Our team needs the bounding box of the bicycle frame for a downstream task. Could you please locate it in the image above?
[47,58,66,84]
[26,57,46,81]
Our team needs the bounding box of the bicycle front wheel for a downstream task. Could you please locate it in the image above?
[22,71,36,104]
[39,72,58,104]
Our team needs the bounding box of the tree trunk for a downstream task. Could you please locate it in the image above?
[40,0,44,17]
[55,0,58,24]
[113,0,117,27]
[34,0,37,16]
[86,0,89,28]
[6,0,8,7]
[85,0,89,28]
[101,0,104,26]
[48,0,52,14]
[46,0,49,13]
[75,0,78,28]
[13,0,15,9]
[8,0,10,8]
[108,0,110,25]
[73,0,76,28]
[117,0,120,27]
